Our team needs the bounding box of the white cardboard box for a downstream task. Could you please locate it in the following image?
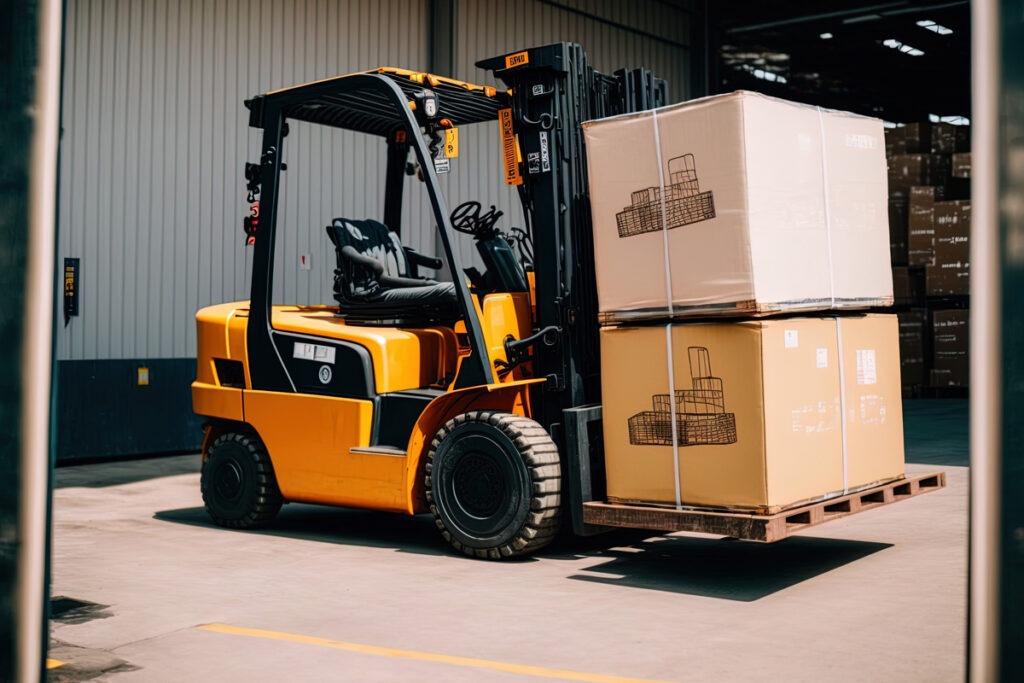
[583,91,893,322]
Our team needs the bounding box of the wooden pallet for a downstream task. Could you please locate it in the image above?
[582,472,946,543]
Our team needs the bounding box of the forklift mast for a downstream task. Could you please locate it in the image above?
[478,43,669,440]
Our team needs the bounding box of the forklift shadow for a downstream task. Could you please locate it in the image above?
[154,504,450,557]
[554,534,892,602]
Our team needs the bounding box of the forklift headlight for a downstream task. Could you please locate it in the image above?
[414,90,439,122]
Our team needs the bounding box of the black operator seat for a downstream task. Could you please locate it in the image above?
[325,218,459,325]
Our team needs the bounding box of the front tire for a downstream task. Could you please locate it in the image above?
[425,411,561,559]
[201,431,282,529]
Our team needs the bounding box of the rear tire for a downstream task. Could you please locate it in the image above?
[201,431,282,529]
[425,411,561,559]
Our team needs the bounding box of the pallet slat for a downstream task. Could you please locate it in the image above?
[582,472,946,543]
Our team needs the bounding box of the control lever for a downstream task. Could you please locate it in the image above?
[495,326,560,373]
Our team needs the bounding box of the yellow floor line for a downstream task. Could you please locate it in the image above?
[197,623,673,683]
[46,659,65,669]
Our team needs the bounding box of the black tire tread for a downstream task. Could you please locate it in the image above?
[201,431,283,530]
[425,410,561,559]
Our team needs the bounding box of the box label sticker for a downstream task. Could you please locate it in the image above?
[856,349,877,385]
[816,348,828,368]
[293,342,337,365]
[784,330,799,348]
[845,133,877,149]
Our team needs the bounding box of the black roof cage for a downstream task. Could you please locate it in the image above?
[245,67,511,136]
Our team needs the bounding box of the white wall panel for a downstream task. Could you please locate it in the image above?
[57,0,430,360]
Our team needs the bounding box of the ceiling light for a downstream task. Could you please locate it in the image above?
[746,66,787,84]
[882,38,925,57]
[917,19,953,35]
[843,13,881,24]
[820,32,833,39]
[929,114,971,125]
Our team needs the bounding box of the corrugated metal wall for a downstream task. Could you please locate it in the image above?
[437,0,693,269]
[57,0,431,361]
[57,0,691,361]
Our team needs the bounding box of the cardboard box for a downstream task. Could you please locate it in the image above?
[600,315,905,512]
[934,200,971,262]
[952,152,971,178]
[907,189,937,265]
[892,266,924,307]
[888,154,951,197]
[889,197,908,265]
[931,123,971,154]
[885,122,931,155]
[931,309,969,386]
[897,310,927,388]
[924,199,971,295]
[583,91,893,321]
[926,261,970,296]
[907,186,942,266]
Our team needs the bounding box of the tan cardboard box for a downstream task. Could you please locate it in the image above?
[600,315,905,512]
[583,91,893,322]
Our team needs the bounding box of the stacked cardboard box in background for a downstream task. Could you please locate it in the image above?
[885,121,971,395]
[583,92,904,513]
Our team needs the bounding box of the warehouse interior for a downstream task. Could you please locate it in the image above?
[7,0,1022,681]
[708,0,970,121]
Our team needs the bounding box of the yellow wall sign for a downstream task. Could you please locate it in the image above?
[499,108,522,186]
[445,128,459,158]
[505,51,529,69]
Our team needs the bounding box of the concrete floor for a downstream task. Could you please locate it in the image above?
[48,399,968,682]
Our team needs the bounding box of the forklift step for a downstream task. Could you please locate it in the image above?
[581,472,946,542]
[349,446,407,457]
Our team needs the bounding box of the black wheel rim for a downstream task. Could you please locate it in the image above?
[433,424,529,546]
[451,451,506,518]
[213,458,245,504]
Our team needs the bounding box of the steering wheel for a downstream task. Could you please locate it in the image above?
[450,200,482,235]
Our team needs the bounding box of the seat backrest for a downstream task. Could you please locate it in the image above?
[327,218,411,301]
[329,218,409,276]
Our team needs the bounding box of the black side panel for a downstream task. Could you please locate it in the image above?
[372,389,444,449]
[272,331,376,399]
[56,359,204,462]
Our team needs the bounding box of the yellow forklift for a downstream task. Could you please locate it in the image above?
[193,44,942,559]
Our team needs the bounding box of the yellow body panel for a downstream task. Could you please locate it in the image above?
[193,301,250,421]
[195,301,249,383]
[193,289,539,514]
[192,384,243,422]
[479,292,533,382]
[272,305,457,393]
[241,390,410,510]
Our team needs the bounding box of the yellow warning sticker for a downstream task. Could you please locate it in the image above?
[445,128,459,158]
[499,109,522,186]
[505,51,529,69]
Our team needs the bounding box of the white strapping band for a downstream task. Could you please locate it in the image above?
[653,109,684,510]
[836,318,850,494]
[817,107,837,308]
